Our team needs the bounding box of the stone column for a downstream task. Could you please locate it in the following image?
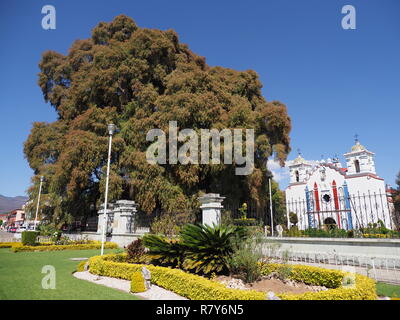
[198,193,225,227]
[112,200,138,234]
[96,203,114,235]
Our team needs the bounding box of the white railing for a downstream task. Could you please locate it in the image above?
[265,248,400,284]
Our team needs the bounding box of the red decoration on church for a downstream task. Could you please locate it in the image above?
[332,180,341,228]
[314,182,321,226]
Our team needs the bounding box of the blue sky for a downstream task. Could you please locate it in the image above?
[0,0,399,196]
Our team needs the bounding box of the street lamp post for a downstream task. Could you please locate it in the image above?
[100,123,117,256]
[34,176,44,231]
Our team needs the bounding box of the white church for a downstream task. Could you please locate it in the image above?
[285,139,393,230]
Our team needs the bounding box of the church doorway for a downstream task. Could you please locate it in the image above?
[324,217,337,230]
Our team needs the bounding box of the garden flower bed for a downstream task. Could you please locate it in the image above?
[214,274,327,295]
[86,253,377,300]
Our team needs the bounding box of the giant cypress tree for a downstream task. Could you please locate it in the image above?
[24,15,291,225]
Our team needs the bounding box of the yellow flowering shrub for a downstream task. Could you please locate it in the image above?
[260,263,376,300]
[0,242,22,249]
[88,254,376,300]
[278,274,376,300]
[76,260,87,272]
[363,234,390,238]
[261,263,343,288]
[88,254,266,300]
[130,271,146,293]
[11,241,118,252]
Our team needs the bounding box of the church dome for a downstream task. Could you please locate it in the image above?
[293,154,306,164]
[351,141,366,152]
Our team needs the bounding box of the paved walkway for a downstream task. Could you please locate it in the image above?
[73,271,188,300]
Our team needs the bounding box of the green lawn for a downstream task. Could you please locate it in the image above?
[0,248,140,300]
[376,282,400,298]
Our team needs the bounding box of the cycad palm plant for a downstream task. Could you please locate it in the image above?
[142,234,186,268]
[180,223,246,275]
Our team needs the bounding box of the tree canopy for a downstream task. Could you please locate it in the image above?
[24,15,291,224]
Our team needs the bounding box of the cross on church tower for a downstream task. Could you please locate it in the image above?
[354,134,359,143]
[297,148,302,156]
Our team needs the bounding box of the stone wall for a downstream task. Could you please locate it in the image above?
[64,199,149,248]
[64,231,145,248]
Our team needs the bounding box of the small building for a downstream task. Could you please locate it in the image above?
[285,139,393,230]
[6,209,25,228]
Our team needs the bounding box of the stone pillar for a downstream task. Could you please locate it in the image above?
[96,203,114,235]
[112,200,137,234]
[198,193,225,227]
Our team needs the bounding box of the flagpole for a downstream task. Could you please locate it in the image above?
[269,178,274,237]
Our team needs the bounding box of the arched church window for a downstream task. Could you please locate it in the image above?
[295,170,299,182]
[354,160,360,173]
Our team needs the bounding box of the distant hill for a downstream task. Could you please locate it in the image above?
[0,195,28,213]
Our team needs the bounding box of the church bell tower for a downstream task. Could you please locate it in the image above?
[343,137,376,175]
[289,150,312,184]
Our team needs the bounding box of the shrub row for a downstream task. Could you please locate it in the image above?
[88,254,376,300]
[278,274,376,300]
[260,263,377,300]
[12,241,118,252]
[261,263,343,288]
[88,254,266,300]
[232,218,261,227]
[0,242,22,249]
[363,234,393,238]
[285,227,353,238]
[0,242,56,249]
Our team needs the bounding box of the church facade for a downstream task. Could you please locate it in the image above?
[285,140,393,230]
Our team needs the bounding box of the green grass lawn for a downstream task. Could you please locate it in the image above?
[376,282,400,298]
[0,248,140,300]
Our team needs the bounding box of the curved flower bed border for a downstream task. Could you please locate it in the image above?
[87,253,377,300]
[261,263,376,300]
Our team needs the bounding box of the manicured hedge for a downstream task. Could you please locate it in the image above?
[260,263,343,288]
[233,218,261,227]
[87,254,377,300]
[363,234,394,238]
[0,242,22,249]
[22,231,39,246]
[260,263,377,300]
[11,241,118,252]
[131,272,146,293]
[88,254,266,300]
